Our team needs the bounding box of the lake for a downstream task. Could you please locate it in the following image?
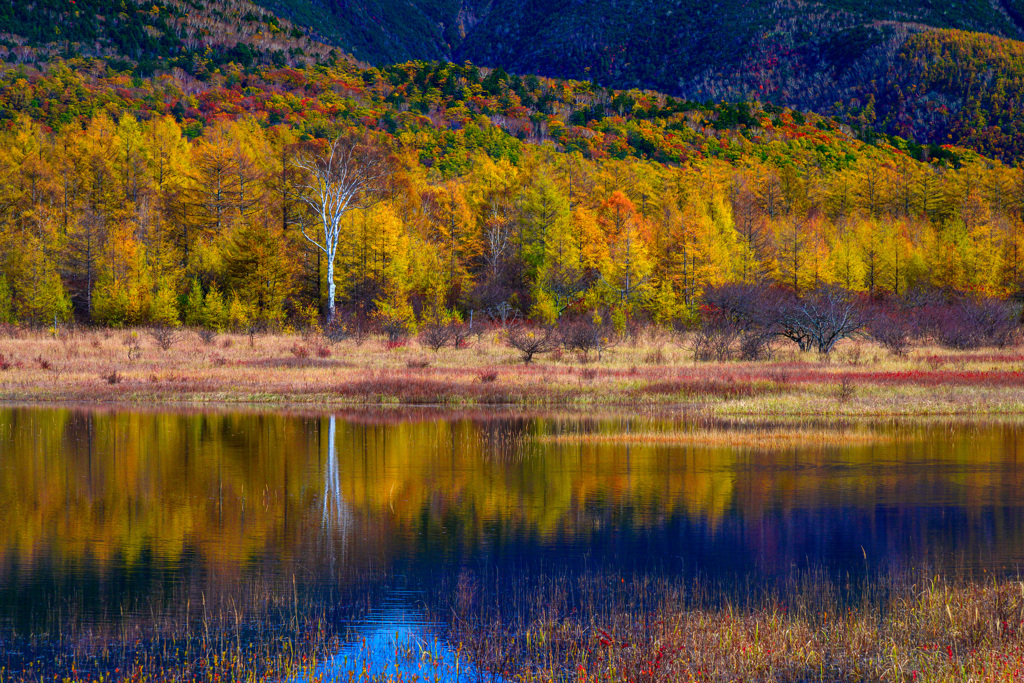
[1,407,1022,678]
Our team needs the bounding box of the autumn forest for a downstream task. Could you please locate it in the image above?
[0,53,1021,344]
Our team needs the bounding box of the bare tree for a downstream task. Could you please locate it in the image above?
[487,300,520,329]
[779,286,866,355]
[506,324,558,364]
[294,134,391,320]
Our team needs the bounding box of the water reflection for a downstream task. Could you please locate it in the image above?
[322,415,353,551]
[0,408,1023,639]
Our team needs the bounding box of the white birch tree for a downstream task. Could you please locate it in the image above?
[294,134,390,319]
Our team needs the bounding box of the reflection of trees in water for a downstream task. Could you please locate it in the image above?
[321,415,352,553]
[4,409,1024,583]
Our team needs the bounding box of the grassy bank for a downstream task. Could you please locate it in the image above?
[1,326,1023,417]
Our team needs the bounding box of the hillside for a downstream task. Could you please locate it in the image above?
[252,0,1024,73]
[246,0,1024,160]
[0,0,337,74]
[0,49,1018,330]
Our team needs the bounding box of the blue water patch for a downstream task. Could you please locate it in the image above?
[306,609,501,683]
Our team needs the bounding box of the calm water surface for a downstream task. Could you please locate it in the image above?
[0,407,1022,673]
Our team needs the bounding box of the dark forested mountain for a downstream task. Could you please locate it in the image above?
[252,0,1024,89]
[246,0,1024,159]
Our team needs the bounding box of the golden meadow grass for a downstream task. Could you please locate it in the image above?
[0,325,1022,418]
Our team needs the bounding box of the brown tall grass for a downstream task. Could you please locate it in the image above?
[0,325,1022,417]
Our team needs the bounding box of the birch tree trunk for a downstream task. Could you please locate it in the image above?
[294,134,390,319]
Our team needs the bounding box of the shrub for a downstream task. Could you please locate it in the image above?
[380,319,413,344]
[149,327,180,351]
[324,311,366,344]
[558,314,616,361]
[374,293,417,342]
[644,346,667,364]
[865,308,912,356]
[929,297,1018,349]
[738,329,775,360]
[452,323,472,349]
[419,322,456,351]
[486,300,520,329]
[506,324,558,364]
[123,333,142,361]
[690,314,740,362]
[835,376,855,401]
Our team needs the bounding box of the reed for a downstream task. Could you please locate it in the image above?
[442,570,1024,683]
[3,567,1022,682]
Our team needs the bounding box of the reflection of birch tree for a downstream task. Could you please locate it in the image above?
[321,415,352,544]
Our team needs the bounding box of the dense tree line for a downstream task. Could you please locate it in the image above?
[1,107,1022,336]
[0,57,1019,336]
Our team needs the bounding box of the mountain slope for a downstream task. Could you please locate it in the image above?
[255,0,1024,84]
[0,0,336,74]
[7,0,1024,161]
[244,0,1024,159]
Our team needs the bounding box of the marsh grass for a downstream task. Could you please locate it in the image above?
[4,568,1023,683]
[0,577,339,683]
[443,570,1024,683]
[0,326,1021,416]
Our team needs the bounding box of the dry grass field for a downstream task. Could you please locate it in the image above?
[0,324,1021,417]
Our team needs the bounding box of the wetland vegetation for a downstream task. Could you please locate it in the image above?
[1,322,1024,419]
